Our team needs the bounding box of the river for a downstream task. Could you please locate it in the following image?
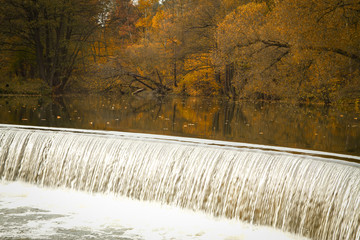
[0,94,359,240]
[0,94,359,156]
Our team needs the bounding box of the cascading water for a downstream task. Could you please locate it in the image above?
[0,124,359,240]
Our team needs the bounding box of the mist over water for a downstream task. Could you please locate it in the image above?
[0,125,359,240]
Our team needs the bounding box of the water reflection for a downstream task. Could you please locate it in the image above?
[0,95,359,156]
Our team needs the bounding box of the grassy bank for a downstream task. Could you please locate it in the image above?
[0,77,51,96]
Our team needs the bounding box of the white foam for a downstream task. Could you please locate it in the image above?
[0,181,308,240]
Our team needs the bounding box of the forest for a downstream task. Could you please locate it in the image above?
[0,0,359,104]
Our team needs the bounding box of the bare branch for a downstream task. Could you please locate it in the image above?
[262,50,290,73]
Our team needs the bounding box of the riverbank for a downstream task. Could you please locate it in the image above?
[1,75,359,108]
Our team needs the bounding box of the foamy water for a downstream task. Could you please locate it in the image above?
[1,125,360,239]
[0,181,308,240]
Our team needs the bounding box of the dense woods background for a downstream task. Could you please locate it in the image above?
[0,0,359,104]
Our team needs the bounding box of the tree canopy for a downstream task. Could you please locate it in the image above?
[0,0,114,93]
[0,0,359,103]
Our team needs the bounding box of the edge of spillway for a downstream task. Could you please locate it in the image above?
[1,123,359,167]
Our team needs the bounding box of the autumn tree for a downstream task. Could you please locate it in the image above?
[161,0,248,96]
[215,2,274,99]
[89,0,139,63]
[97,0,180,95]
[271,0,360,103]
[83,0,360,102]
[3,0,353,101]
[125,0,226,96]
[0,0,111,94]
[216,0,360,103]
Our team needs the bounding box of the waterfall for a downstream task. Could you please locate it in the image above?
[0,124,359,240]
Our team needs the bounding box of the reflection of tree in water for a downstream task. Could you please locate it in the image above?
[44,97,71,126]
[0,95,71,127]
[222,101,235,136]
[212,101,238,137]
[212,111,220,133]
[127,96,164,120]
[0,96,359,155]
[61,95,169,131]
[172,103,177,131]
[234,104,248,126]
[0,96,54,126]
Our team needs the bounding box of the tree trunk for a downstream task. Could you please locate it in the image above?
[34,29,46,83]
[174,60,178,87]
[225,63,235,98]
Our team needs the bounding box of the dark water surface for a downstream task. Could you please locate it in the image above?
[0,94,359,156]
